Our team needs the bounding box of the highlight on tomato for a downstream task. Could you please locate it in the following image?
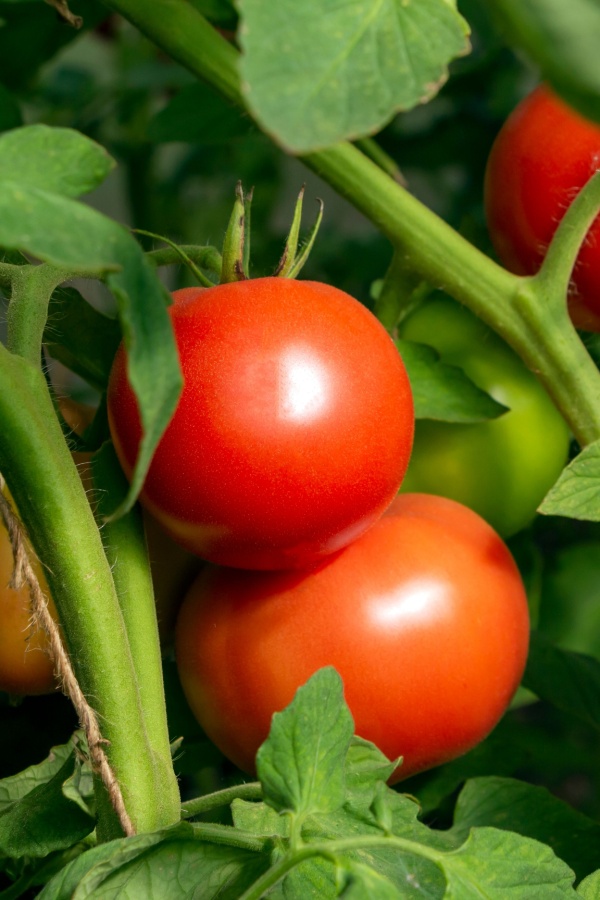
[399,293,571,537]
[108,277,414,571]
[485,83,600,331]
[175,493,530,782]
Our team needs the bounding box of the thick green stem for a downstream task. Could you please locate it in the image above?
[92,443,181,827]
[0,346,174,836]
[6,265,68,364]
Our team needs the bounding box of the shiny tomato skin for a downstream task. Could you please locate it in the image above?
[108,278,414,570]
[175,493,530,782]
[485,84,600,330]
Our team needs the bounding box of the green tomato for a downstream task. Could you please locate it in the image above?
[399,294,571,537]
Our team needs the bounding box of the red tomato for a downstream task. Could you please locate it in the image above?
[175,494,530,781]
[108,278,414,570]
[485,84,600,331]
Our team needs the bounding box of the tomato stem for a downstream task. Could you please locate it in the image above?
[181,782,262,819]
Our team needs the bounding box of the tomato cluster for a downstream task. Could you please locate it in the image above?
[485,84,600,331]
[107,276,531,781]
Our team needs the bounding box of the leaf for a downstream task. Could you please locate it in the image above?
[238,0,470,153]
[0,179,182,513]
[0,752,94,858]
[0,125,114,197]
[148,82,252,144]
[257,668,354,818]
[187,0,237,28]
[523,632,600,733]
[0,735,77,811]
[578,869,600,898]
[45,287,121,390]
[38,824,270,900]
[441,827,576,898]
[397,339,508,422]
[538,441,600,521]
[451,777,600,883]
[0,83,21,133]
[339,861,404,898]
[487,0,600,125]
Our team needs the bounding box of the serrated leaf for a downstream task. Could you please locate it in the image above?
[0,179,182,513]
[45,287,121,390]
[238,0,470,153]
[451,777,600,883]
[38,824,269,900]
[523,631,600,733]
[0,125,114,197]
[0,753,94,858]
[488,0,600,124]
[441,828,576,898]
[397,339,507,422]
[148,82,252,144]
[538,441,600,521]
[256,667,353,818]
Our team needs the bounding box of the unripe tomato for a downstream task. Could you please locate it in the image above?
[399,294,570,537]
[108,278,414,570]
[485,84,600,331]
[175,494,530,782]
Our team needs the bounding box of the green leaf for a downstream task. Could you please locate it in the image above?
[0,180,182,513]
[256,667,354,818]
[441,828,576,898]
[187,0,237,28]
[0,734,78,812]
[578,869,600,898]
[45,287,121,390]
[538,441,600,521]
[397,339,508,422]
[238,0,470,153]
[451,777,600,883]
[0,752,94,859]
[339,861,404,898]
[148,82,251,144]
[487,0,600,124]
[523,631,600,733]
[0,83,21,133]
[0,125,114,197]
[38,824,270,900]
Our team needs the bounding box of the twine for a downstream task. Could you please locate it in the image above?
[0,476,135,837]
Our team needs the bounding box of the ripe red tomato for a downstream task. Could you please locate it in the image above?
[175,494,530,782]
[485,84,600,331]
[108,278,414,570]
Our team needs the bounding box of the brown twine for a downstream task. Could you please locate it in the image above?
[0,475,135,837]
[43,0,83,28]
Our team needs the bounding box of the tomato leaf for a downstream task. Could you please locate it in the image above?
[45,287,121,390]
[238,0,470,153]
[538,441,600,521]
[523,631,600,734]
[486,0,600,125]
[256,667,354,818]
[37,823,270,900]
[438,827,576,898]
[0,752,93,859]
[0,125,114,197]
[397,339,508,422]
[0,178,182,514]
[338,862,405,898]
[451,777,600,884]
[0,734,80,812]
[578,870,600,899]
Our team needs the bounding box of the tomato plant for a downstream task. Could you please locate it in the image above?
[108,279,414,570]
[399,294,571,537]
[175,493,530,782]
[485,84,600,331]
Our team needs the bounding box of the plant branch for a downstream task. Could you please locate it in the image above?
[182,782,263,819]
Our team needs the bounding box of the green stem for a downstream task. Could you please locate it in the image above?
[146,244,222,275]
[189,822,272,854]
[92,443,181,828]
[100,0,600,446]
[181,782,263,819]
[6,265,68,364]
[0,346,172,836]
[237,833,443,900]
